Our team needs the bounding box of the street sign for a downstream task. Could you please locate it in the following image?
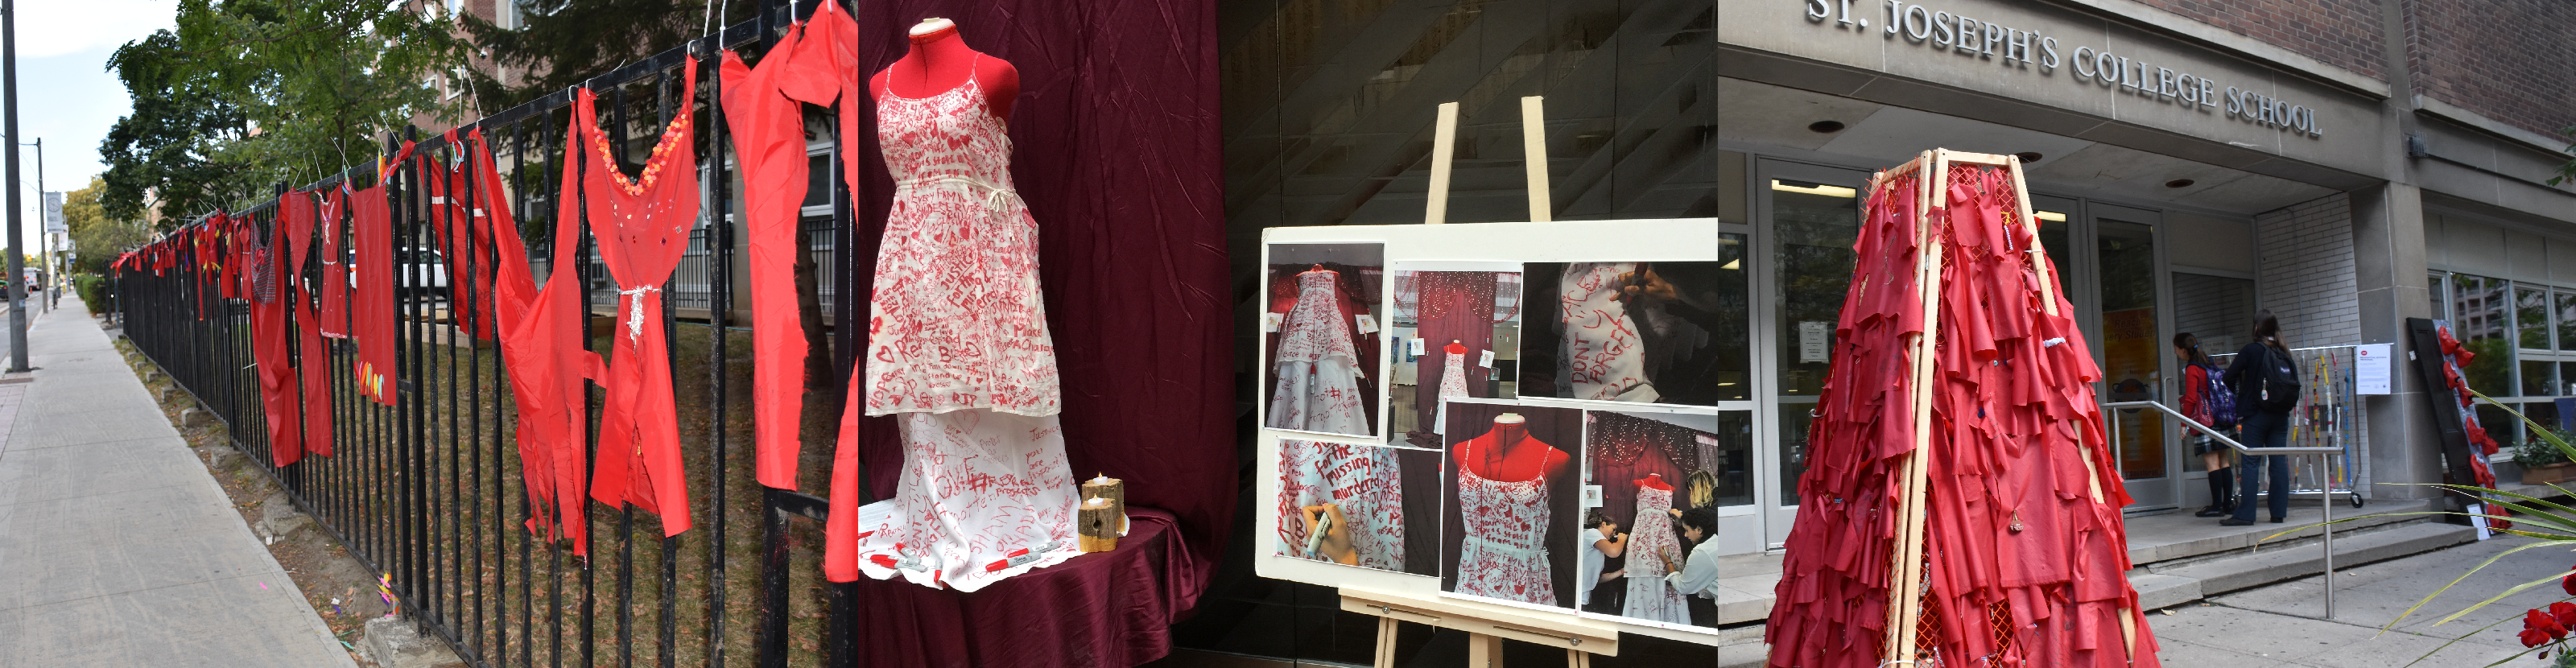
[41,192,61,233]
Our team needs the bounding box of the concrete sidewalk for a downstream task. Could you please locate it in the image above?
[0,296,354,667]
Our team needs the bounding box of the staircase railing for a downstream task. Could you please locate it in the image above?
[2105,400,2346,619]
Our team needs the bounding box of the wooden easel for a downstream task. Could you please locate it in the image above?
[1870,150,2136,666]
[1343,96,1616,668]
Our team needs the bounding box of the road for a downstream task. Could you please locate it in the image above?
[2152,532,2574,666]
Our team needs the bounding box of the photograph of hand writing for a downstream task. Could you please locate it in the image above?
[1274,439,1433,574]
[1439,401,1581,608]
[1520,260,1741,406]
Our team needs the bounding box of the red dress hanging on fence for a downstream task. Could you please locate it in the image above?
[283,190,334,458]
[722,23,816,491]
[477,126,605,555]
[577,63,700,537]
[248,212,304,466]
[351,142,415,407]
[317,187,352,340]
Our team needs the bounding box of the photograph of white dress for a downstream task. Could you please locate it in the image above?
[1621,484,1691,625]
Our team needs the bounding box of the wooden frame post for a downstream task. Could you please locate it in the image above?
[1425,101,1460,225]
[1521,96,1550,222]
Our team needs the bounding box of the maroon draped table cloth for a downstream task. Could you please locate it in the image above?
[848,508,1199,668]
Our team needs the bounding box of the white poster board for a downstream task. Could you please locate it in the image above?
[1256,219,1725,646]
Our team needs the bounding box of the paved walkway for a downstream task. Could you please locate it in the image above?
[0,296,353,667]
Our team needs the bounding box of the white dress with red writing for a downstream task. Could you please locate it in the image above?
[1269,268,1368,435]
[1557,262,1658,402]
[848,66,1080,592]
[1431,349,1468,435]
[1621,485,1691,624]
[1454,437,1557,606]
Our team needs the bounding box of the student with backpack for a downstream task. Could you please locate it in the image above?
[2220,311,2302,526]
[2177,332,2237,517]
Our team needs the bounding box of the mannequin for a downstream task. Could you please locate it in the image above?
[873,18,1019,120]
[1455,414,1571,483]
[1445,340,1468,355]
[1451,412,1571,605]
[1637,473,1672,491]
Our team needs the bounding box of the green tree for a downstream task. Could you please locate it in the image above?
[101,0,469,226]
[64,177,151,274]
[461,0,752,109]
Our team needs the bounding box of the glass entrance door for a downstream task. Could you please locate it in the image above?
[1757,160,1869,550]
[2081,204,2178,509]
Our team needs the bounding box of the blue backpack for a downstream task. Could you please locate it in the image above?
[2197,361,2239,429]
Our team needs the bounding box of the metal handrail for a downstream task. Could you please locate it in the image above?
[2103,399,2343,619]
[2103,400,2341,455]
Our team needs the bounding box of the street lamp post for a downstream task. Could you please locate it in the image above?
[2,0,27,373]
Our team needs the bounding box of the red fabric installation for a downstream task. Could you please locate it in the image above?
[350,157,405,406]
[576,63,700,538]
[1768,163,2159,667]
[283,191,335,458]
[723,23,817,492]
[318,187,353,339]
[477,126,605,555]
[249,212,305,466]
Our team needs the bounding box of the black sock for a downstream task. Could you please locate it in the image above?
[2210,467,2235,509]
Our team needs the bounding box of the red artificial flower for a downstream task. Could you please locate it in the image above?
[2524,608,2568,648]
[2556,601,2576,629]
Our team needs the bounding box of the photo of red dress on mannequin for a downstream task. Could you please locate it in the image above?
[831,18,1083,592]
[1439,402,1579,608]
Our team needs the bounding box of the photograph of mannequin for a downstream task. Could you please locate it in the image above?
[1439,402,1579,608]
[1582,409,1722,627]
[832,14,1084,592]
[1520,261,1736,406]
[1389,266,1521,447]
[1265,243,1385,437]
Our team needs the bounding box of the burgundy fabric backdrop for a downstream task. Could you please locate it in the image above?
[827,0,1230,658]
[1438,402,1583,608]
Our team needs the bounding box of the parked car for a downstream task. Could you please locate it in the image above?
[347,247,449,296]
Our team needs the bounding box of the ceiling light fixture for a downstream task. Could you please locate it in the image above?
[1807,120,1847,134]
[2165,179,2196,188]
[2014,152,2043,164]
[1770,179,1859,199]
[2034,210,2067,222]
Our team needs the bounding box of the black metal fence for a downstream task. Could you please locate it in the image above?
[114,3,872,666]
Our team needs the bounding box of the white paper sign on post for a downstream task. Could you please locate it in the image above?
[2355,344,2392,394]
[1355,315,1380,334]
[1261,312,1283,332]
[1479,349,1496,368]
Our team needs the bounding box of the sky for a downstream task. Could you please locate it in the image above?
[10,0,179,262]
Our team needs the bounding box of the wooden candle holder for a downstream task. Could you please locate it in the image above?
[1081,474,1128,534]
[1079,497,1120,553]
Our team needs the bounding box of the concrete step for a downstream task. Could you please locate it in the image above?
[2140,521,2476,607]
